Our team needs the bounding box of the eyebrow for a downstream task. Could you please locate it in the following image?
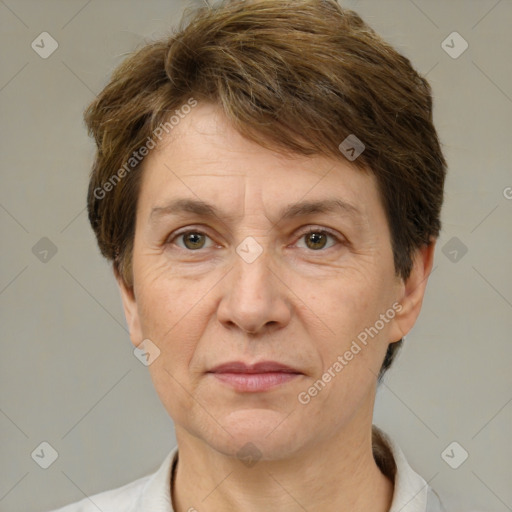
[149,197,362,225]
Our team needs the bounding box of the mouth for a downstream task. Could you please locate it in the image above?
[207,361,303,392]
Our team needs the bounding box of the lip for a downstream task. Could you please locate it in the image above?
[208,361,301,374]
[207,361,302,392]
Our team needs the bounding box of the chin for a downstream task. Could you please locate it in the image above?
[203,408,308,461]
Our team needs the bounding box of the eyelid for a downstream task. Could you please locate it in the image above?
[298,226,345,242]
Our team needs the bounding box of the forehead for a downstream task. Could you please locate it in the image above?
[137,102,383,226]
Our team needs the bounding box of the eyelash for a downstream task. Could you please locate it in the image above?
[166,226,343,252]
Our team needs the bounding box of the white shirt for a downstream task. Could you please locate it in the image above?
[51,426,445,512]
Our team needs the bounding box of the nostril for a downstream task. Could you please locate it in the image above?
[244,321,279,335]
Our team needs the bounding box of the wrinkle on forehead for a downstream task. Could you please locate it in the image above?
[141,102,376,234]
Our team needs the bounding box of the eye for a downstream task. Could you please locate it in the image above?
[295,228,339,251]
[170,230,215,250]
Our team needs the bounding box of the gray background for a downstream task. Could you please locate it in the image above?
[1,0,511,511]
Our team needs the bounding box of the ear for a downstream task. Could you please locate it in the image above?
[114,265,143,348]
[392,240,436,340]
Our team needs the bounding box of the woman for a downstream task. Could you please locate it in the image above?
[53,0,447,510]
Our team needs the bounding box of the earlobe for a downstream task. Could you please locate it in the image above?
[393,240,436,340]
[114,265,143,347]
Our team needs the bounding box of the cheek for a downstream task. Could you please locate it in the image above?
[134,267,208,368]
[311,266,377,333]
[135,252,205,327]
[310,264,396,369]
[136,272,209,417]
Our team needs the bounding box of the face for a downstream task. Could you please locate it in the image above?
[118,102,432,460]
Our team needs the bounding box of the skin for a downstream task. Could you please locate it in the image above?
[117,102,435,512]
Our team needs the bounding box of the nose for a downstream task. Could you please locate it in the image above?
[216,245,292,335]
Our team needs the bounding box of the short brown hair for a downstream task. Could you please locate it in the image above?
[84,0,447,378]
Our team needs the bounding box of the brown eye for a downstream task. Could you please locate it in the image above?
[178,232,209,250]
[305,232,328,250]
[295,229,338,251]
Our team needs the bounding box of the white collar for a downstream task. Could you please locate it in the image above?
[372,426,445,512]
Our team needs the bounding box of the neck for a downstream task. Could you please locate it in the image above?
[171,421,393,512]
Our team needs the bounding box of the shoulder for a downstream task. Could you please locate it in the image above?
[48,448,178,512]
[49,474,150,512]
